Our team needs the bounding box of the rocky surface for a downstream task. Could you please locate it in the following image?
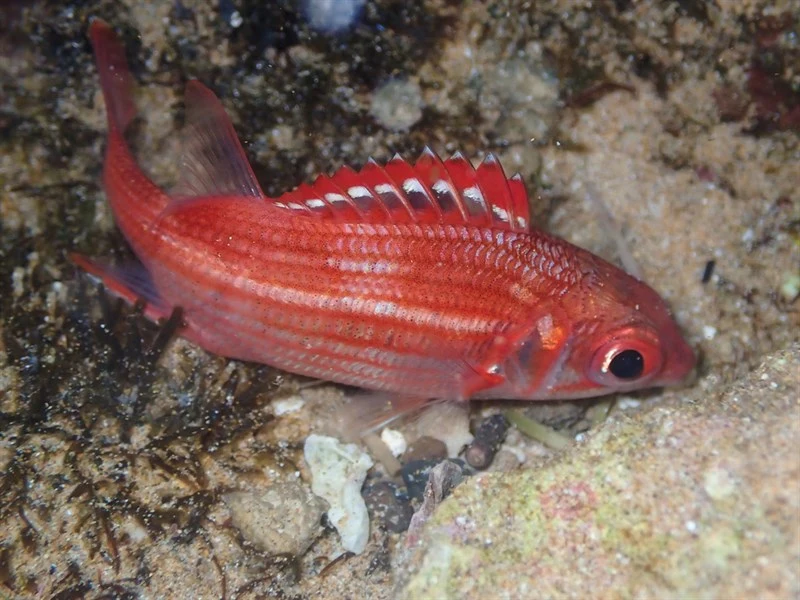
[1,0,798,598]
[397,344,800,599]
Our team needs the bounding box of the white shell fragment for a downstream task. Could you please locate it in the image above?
[271,394,305,416]
[304,434,374,554]
[380,427,408,458]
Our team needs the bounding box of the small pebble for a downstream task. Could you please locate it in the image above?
[271,394,305,416]
[303,0,364,33]
[402,436,448,463]
[370,78,424,132]
[363,481,414,533]
[701,260,715,283]
[780,273,800,302]
[401,459,440,502]
[414,403,473,457]
[465,414,510,469]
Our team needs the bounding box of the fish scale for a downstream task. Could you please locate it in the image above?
[74,20,695,411]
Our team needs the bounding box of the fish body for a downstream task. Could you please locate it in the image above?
[77,20,695,404]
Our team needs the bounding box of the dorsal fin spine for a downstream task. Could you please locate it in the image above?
[476,153,514,226]
[366,160,418,221]
[414,148,466,223]
[386,156,442,219]
[444,153,493,226]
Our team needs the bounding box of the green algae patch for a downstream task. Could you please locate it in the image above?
[398,345,800,600]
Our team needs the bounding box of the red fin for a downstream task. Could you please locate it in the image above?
[442,151,493,226]
[383,153,443,221]
[171,80,265,201]
[275,149,532,231]
[71,253,170,323]
[508,174,531,230]
[356,158,418,219]
[330,164,393,221]
[458,318,546,399]
[88,19,136,133]
[292,172,365,221]
[336,392,432,437]
[477,154,521,228]
[412,146,469,223]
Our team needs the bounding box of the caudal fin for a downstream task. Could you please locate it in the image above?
[88,19,136,133]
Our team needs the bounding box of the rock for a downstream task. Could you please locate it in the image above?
[402,458,471,502]
[465,414,510,469]
[363,481,414,533]
[397,344,800,599]
[302,0,364,33]
[412,403,473,458]
[402,436,448,463]
[401,459,440,502]
[224,482,326,556]
[304,434,374,554]
[370,78,424,131]
[406,459,469,547]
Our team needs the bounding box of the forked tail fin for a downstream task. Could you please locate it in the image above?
[88,19,136,133]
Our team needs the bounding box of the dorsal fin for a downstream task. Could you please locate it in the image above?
[273,148,532,231]
[172,80,265,200]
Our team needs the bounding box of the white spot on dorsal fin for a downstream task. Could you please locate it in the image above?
[374,183,395,195]
[348,185,372,200]
[431,179,452,195]
[463,185,486,208]
[325,192,348,203]
[402,178,425,195]
[492,204,509,222]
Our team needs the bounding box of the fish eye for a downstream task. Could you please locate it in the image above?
[588,330,664,387]
[607,349,644,379]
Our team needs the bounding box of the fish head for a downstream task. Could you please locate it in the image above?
[498,252,696,401]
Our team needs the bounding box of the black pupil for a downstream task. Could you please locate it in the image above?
[609,349,644,379]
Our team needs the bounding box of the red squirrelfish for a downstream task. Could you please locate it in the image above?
[75,20,695,413]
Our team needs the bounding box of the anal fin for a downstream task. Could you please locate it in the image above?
[70,253,171,323]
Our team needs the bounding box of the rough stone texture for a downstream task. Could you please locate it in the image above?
[224,482,327,556]
[1,0,798,598]
[398,344,800,599]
